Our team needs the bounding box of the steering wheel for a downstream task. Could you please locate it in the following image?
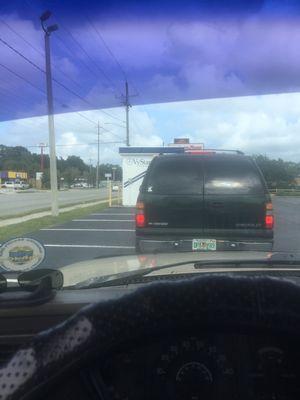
[1,274,300,400]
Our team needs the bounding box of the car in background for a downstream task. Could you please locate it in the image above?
[71,182,89,188]
[17,180,30,189]
[1,180,30,189]
[135,152,274,253]
[1,181,16,189]
[112,184,119,192]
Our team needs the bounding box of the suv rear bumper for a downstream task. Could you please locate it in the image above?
[136,235,273,253]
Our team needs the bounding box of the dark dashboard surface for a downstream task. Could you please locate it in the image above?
[1,272,300,400]
[96,332,299,400]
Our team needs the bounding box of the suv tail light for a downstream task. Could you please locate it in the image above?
[136,201,146,228]
[265,202,274,229]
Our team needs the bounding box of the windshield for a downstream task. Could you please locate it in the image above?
[0,0,299,285]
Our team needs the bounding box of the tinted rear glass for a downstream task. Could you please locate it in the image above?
[144,157,203,195]
[204,157,265,195]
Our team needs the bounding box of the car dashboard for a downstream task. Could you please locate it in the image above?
[96,332,299,400]
[0,274,300,400]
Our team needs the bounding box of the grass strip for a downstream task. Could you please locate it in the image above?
[0,202,110,243]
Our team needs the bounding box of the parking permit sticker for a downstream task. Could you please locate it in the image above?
[0,238,45,271]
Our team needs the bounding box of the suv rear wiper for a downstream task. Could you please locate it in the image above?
[68,257,300,289]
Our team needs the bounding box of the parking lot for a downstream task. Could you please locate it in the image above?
[29,207,136,268]
[23,196,300,269]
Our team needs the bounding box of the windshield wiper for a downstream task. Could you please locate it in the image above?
[67,257,300,289]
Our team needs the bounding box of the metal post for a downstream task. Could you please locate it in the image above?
[89,158,92,187]
[40,143,44,171]
[117,185,120,205]
[44,31,58,216]
[96,122,100,189]
[125,81,130,147]
[108,180,112,207]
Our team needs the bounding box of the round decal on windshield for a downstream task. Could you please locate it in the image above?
[0,238,45,271]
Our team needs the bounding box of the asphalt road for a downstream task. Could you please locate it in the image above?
[20,196,300,269]
[273,196,300,252]
[0,188,109,217]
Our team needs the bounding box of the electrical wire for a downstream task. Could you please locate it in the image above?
[85,15,127,81]
[55,21,122,97]
[85,14,140,97]
[0,61,45,95]
[0,18,82,91]
[0,37,124,123]
[0,72,94,132]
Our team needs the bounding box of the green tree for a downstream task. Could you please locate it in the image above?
[253,155,299,188]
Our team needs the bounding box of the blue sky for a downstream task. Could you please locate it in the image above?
[1,1,300,163]
[1,0,300,120]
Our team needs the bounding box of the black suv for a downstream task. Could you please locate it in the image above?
[135,152,274,253]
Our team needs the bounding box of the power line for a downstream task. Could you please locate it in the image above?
[0,37,124,122]
[56,21,122,97]
[0,18,87,92]
[85,15,139,97]
[22,0,125,119]
[75,112,98,127]
[0,36,45,73]
[85,15,127,81]
[0,67,96,130]
[0,18,43,56]
[0,62,45,95]
[54,34,99,80]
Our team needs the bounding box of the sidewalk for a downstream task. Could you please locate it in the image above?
[0,198,110,227]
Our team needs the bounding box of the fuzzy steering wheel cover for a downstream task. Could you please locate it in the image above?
[1,274,300,400]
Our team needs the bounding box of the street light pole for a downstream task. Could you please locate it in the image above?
[125,81,130,147]
[40,11,59,216]
[96,122,100,189]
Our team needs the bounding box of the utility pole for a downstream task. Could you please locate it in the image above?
[112,166,116,182]
[39,143,46,171]
[125,81,130,147]
[89,158,92,187]
[96,122,100,189]
[40,11,59,216]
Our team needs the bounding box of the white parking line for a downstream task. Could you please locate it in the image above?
[41,228,135,232]
[72,219,133,222]
[44,244,135,249]
[91,213,134,216]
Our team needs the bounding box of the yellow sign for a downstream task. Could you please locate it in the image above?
[7,171,27,179]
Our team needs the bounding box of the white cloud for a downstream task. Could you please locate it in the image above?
[1,92,300,163]
[148,92,300,161]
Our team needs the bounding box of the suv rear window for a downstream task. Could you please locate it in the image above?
[144,157,203,195]
[204,157,265,195]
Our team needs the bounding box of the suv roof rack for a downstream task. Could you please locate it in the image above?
[201,149,244,155]
[183,148,244,155]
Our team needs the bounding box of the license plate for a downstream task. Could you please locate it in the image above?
[192,239,217,251]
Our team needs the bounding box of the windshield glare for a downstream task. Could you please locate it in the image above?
[0,1,299,286]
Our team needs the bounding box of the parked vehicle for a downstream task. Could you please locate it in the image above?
[135,152,274,253]
[17,180,30,189]
[2,180,30,190]
[1,181,16,189]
